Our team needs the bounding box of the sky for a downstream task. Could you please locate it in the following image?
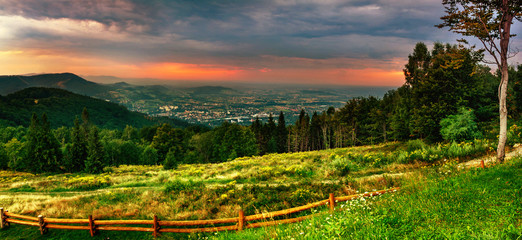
[0,0,520,87]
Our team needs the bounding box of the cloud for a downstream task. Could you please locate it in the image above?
[1,0,520,85]
[0,15,137,41]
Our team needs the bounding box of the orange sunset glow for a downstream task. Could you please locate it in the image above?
[3,0,518,86]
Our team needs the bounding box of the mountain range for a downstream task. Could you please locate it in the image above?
[0,73,111,96]
[0,85,191,129]
[0,72,394,127]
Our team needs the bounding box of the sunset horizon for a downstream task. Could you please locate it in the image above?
[3,1,518,87]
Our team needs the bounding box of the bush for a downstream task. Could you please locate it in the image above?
[507,123,522,146]
[163,147,182,170]
[329,155,357,176]
[164,179,204,193]
[405,139,426,152]
[440,108,482,142]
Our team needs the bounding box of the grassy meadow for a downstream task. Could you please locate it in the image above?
[1,139,520,239]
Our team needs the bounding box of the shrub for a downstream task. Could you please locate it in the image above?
[405,139,427,152]
[164,179,204,193]
[329,155,357,176]
[507,123,522,146]
[140,146,158,165]
[290,188,318,204]
[440,107,483,142]
[163,147,182,170]
[63,175,111,190]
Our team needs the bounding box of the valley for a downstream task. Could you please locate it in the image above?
[99,84,392,126]
[0,73,394,126]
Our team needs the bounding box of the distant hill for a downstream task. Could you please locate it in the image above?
[0,73,110,96]
[300,89,340,96]
[187,86,236,95]
[0,87,191,129]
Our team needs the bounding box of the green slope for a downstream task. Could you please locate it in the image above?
[0,73,109,96]
[0,87,191,129]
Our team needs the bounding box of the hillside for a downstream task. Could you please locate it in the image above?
[0,87,190,129]
[0,73,110,96]
[187,86,237,95]
[0,141,519,239]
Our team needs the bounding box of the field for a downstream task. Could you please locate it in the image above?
[0,139,520,239]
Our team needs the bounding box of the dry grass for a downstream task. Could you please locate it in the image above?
[0,141,497,222]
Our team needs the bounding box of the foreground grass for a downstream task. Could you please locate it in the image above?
[0,140,506,239]
[1,155,519,239]
[210,156,522,239]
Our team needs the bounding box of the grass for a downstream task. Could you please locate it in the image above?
[0,139,512,239]
[209,156,522,240]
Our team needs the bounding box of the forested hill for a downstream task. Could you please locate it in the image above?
[0,73,109,96]
[0,87,191,129]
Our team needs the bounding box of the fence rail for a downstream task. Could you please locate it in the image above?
[0,187,399,237]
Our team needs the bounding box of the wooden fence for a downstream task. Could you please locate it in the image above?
[0,187,399,237]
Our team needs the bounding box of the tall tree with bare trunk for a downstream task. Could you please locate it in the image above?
[437,0,521,162]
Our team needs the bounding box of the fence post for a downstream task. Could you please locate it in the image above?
[153,215,160,237]
[0,208,5,229]
[329,193,335,212]
[237,209,245,231]
[88,215,96,237]
[38,215,47,235]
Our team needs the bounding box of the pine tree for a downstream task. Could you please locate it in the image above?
[310,112,323,151]
[251,117,265,154]
[25,113,41,172]
[141,146,159,165]
[265,114,277,153]
[85,126,104,173]
[276,112,288,153]
[70,117,87,172]
[295,110,310,152]
[164,147,182,170]
[0,143,8,169]
[25,113,62,173]
[122,125,138,141]
[151,123,185,162]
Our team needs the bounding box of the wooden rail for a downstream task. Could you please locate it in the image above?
[0,187,399,237]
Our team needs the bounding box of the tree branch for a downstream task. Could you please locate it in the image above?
[476,8,502,57]
[477,37,500,67]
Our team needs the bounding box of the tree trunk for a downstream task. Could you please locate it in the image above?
[497,67,508,163]
[383,122,387,142]
[497,1,512,163]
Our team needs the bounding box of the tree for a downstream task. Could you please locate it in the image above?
[440,107,483,141]
[164,147,182,170]
[402,42,481,142]
[85,126,104,173]
[151,123,185,162]
[265,114,277,153]
[70,117,87,172]
[208,122,258,162]
[390,87,413,140]
[141,145,159,165]
[5,138,25,170]
[276,112,288,153]
[119,140,141,165]
[438,0,521,162]
[251,117,265,154]
[310,112,323,150]
[0,143,7,169]
[122,125,138,142]
[295,110,310,151]
[25,113,62,173]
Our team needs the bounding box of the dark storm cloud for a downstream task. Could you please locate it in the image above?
[0,0,459,66]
